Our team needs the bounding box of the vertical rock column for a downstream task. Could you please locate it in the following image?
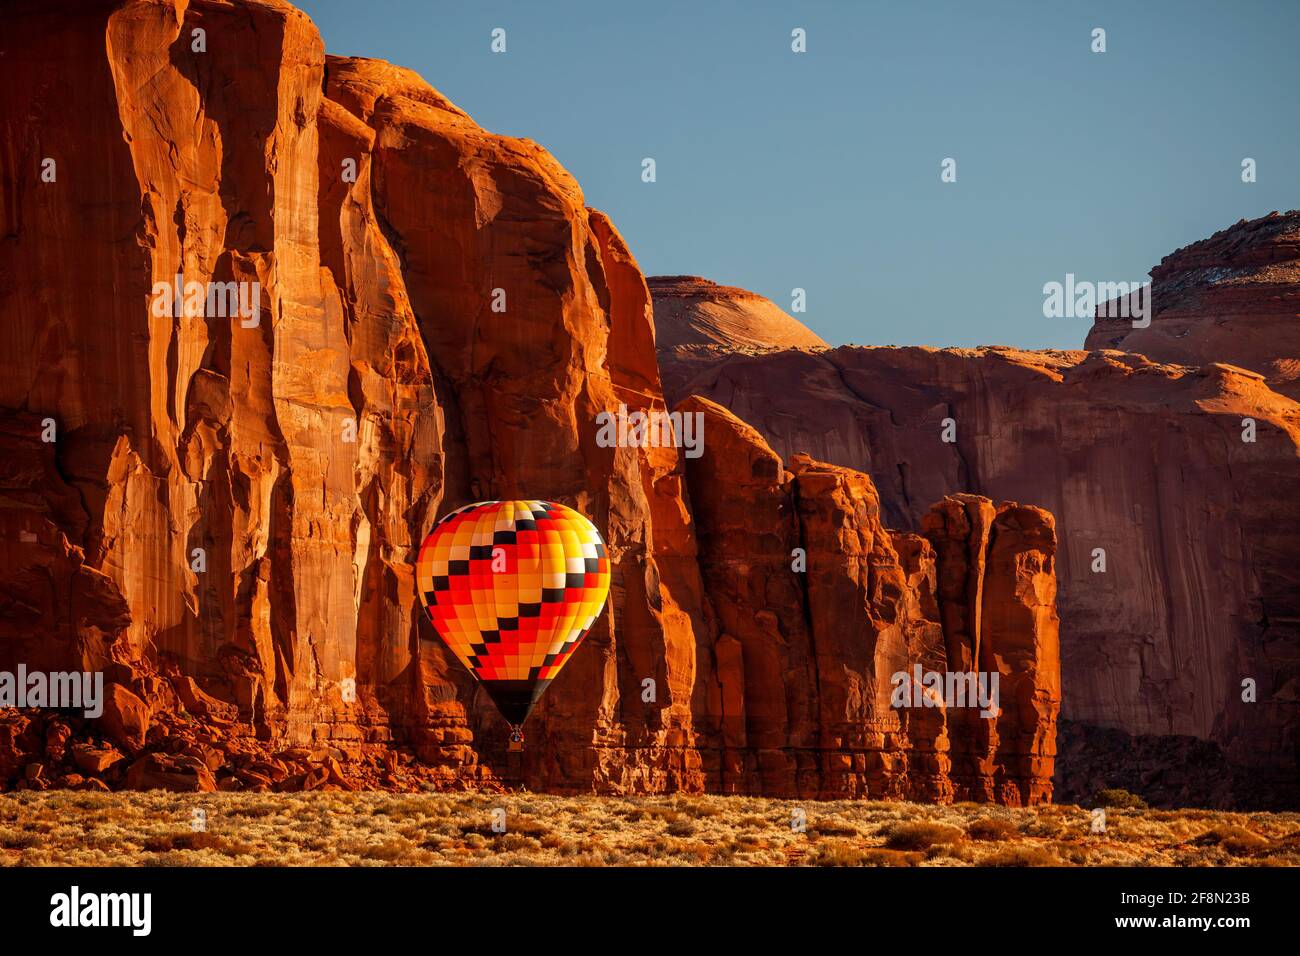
[924,496,1061,804]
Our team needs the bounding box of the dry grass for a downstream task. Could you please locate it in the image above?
[0,790,1296,867]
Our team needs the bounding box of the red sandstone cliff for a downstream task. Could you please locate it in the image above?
[0,0,1060,803]
[658,269,1300,809]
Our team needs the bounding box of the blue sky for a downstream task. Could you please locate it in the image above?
[298,0,1299,349]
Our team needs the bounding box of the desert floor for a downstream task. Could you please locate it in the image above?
[1,791,1297,866]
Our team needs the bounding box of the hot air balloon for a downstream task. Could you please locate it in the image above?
[415,500,611,750]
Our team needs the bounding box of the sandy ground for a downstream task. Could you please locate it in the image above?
[1,791,1297,866]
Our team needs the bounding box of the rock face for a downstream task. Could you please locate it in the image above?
[1086,211,1300,399]
[648,276,829,351]
[0,0,1058,803]
[681,397,1060,803]
[661,332,1300,809]
[317,53,713,791]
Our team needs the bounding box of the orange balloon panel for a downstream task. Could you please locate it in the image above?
[415,501,611,691]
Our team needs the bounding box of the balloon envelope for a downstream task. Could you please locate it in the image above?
[415,500,611,726]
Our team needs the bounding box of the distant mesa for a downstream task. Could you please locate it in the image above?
[1086,209,1300,398]
[647,275,829,351]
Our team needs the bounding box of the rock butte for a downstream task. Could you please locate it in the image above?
[656,213,1300,810]
[0,0,1060,803]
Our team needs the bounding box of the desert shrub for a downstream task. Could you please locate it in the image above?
[505,816,549,837]
[1272,830,1300,850]
[143,831,214,852]
[371,797,430,817]
[925,843,974,862]
[983,845,1061,867]
[142,831,252,856]
[809,818,859,838]
[68,793,115,811]
[1091,788,1148,810]
[0,831,39,850]
[810,842,916,867]
[884,820,964,850]
[669,840,713,862]
[966,817,1019,842]
[495,833,538,853]
[641,805,684,824]
[1051,842,1091,865]
[363,839,422,862]
[227,801,280,819]
[1021,814,1072,839]
[666,818,698,837]
[459,821,505,838]
[1193,825,1270,856]
[808,841,871,866]
[710,843,738,864]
